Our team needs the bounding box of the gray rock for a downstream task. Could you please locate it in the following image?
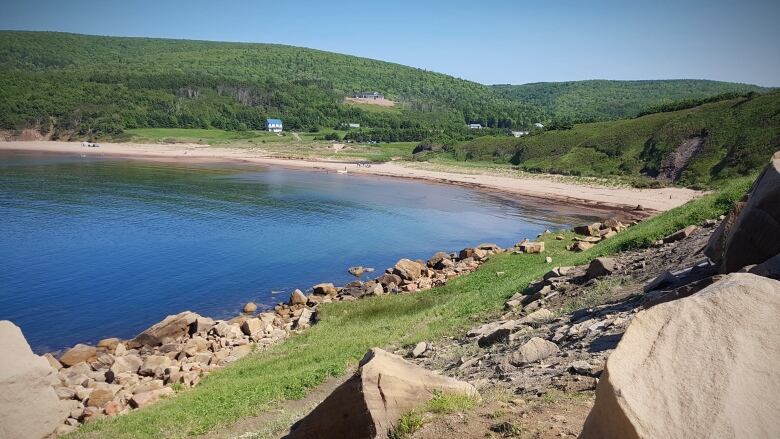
[411,342,428,358]
[509,337,559,366]
[586,257,617,279]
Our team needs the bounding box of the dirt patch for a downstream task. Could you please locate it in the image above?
[0,128,52,142]
[658,136,705,181]
[345,97,396,107]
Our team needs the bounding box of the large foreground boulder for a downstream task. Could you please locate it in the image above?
[705,151,780,272]
[288,348,478,438]
[580,273,780,439]
[0,321,69,439]
[133,311,200,346]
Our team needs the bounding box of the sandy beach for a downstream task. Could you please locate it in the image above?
[0,141,702,213]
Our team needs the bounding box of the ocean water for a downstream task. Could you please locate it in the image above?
[0,150,600,353]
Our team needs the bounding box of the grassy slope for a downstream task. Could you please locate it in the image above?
[71,177,752,439]
[444,92,780,187]
[492,79,768,122]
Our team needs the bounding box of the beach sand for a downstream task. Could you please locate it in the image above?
[0,141,702,213]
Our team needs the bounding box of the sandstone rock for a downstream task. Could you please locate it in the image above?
[241,318,264,336]
[242,302,257,313]
[574,223,601,237]
[459,247,476,259]
[59,343,97,367]
[509,337,559,366]
[411,342,428,358]
[520,308,555,327]
[312,283,337,296]
[212,321,242,339]
[393,258,423,281]
[133,311,199,346]
[377,273,403,287]
[427,251,451,267]
[663,225,697,243]
[86,387,114,408]
[194,316,216,334]
[705,152,780,272]
[109,354,142,376]
[581,273,780,439]
[288,348,478,438]
[517,241,545,253]
[586,257,617,279]
[139,355,172,377]
[0,320,68,439]
[571,241,595,252]
[746,253,780,279]
[295,308,314,329]
[103,400,122,416]
[43,353,63,370]
[289,289,307,305]
[348,266,373,277]
[129,387,175,409]
[96,337,122,353]
[478,320,524,347]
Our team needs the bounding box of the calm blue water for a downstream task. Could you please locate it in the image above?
[0,150,600,353]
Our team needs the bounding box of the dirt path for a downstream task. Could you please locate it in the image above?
[0,141,701,213]
[291,132,302,142]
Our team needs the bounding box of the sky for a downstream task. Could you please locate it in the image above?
[1,0,778,86]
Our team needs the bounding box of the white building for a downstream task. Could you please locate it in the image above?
[348,123,360,128]
[266,118,283,133]
[353,92,384,100]
[468,123,483,129]
[534,122,545,129]
[511,131,530,137]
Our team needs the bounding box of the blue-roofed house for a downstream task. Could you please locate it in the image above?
[266,118,283,133]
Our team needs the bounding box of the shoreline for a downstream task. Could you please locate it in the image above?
[0,141,702,215]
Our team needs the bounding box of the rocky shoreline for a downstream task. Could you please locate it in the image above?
[3,213,635,437]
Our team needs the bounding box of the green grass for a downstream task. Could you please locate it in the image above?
[70,177,751,439]
[390,392,479,438]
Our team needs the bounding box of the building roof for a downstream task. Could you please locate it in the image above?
[266,118,283,125]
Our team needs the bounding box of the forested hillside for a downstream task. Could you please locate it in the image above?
[431,92,780,187]
[492,80,767,123]
[0,31,544,137]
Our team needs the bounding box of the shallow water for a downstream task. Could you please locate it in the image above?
[0,150,600,353]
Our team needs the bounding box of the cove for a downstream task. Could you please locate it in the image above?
[0,150,601,353]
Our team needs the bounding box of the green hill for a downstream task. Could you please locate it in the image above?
[438,92,780,187]
[492,80,767,123]
[0,31,544,137]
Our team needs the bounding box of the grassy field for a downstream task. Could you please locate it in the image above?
[124,127,417,162]
[69,176,752,439]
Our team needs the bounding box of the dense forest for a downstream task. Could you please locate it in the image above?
[421,92,780,187]
[1,32,768,141]
[0,31,545,138]
[492,80,767,123]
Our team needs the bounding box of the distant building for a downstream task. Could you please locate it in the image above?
[353,92,384,100]
[468,123,483,129]
[348,123,360,128]
[534,122,545,129]
[511,130,530,137]
[266,118,283,133]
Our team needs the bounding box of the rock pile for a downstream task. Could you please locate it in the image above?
[567,218,628,252]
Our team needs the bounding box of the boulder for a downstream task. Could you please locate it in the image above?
[509,337,559,366]
[348,266,373,277]
[312,283,337,296]
[0,320,68,439]
[59,343,97,367]
[290,289,308,305]
[574,223,601,237]
[581,273,780,439]
[96,337,122,353]
[411,342,428,358]
[427,251,451,267]
[662,225,698,243]
[243,302,257,313]
[571,241,595,252]
[139,355,172,377]
[376,273,402,287]
[520,308,555,327]
[129,387,175,409]
[288,348,478,439]
[194,316,216,334]
[517,241,545,254]
[586,257,617,280]
[458,247,476,260]
[133,311,199,346]
[43,353,62,370]
[85,388,114,408]
[241,318,264,336]
[705,152,780,273]
[392,258,423,281]
[109,354,142,376]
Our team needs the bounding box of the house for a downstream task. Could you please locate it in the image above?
[348,123,360,128]
[511,130,530,137]
[468,123,483,129]
[266,118,283,133]
[534,122,545,129]
[353,92,384,100]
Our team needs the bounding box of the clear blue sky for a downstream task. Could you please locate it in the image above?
[2,0,778,86]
